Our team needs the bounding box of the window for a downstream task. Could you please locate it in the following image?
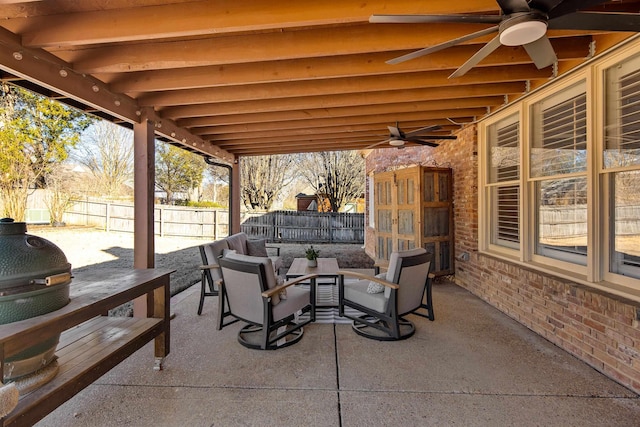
[479,39,640,295]
[487,114,520,249]
[530,82,588,265]
[604,53,640,280]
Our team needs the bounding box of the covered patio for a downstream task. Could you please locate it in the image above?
[35,281,640,426]
[2,1,640,424]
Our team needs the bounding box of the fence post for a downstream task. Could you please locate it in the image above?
[105,202,110,232]
[159,207,164,237]
[329,212,333,244]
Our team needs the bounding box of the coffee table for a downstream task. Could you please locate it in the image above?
[286,258,339,308]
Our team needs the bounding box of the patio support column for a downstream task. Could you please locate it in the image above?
[133,115,155,316]
[230,159,241,234]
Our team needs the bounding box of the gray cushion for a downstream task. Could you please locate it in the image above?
[272,286,309,322]
[344,279,388,313]
[386,248,427,282]
[247,239,268,257]
[367,273,387,294]
[226,232,248,254]
[200,239,230,285]
[224,252,280,305]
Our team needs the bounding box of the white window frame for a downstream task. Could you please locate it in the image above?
[479,37,640,299]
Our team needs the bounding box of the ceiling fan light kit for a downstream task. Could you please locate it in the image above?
[499,15,547,46]
[389,139,405,147]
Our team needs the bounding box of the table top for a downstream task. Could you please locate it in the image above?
[286,257,339,277]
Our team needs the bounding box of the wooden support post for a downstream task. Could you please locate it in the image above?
[230,160,241,235]
[133,116,156,317]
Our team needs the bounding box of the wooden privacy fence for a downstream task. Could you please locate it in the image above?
[241,210,364,243]
[63,200,364,243]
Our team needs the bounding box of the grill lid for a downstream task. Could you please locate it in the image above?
[0,218,71,291]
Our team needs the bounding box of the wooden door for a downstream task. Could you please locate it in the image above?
[422,167,454,276]
[394,166,420,252]
[373,170,394,261]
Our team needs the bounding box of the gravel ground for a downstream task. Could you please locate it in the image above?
[28,225,374,298]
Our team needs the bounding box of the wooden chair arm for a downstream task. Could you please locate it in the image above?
[336,270,398,290]
[262,274,319,298]
[199,264,220,270]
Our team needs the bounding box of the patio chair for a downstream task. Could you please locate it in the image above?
[338,248,433,341]
[218,253,317,350]
[197,240,228,316]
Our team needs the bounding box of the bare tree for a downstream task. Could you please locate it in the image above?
[74,121,134,198]
[296,150,365,212]
[240,154,294,210]
[202,164,230,204]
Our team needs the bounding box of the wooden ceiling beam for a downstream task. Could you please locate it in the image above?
[57,23,508,74]
[105,37,591,93]
[207,129,459,147]
[139,64,552,107]
[11,0,499,48]
[210,121,470,145]
[182,96,507,130]
[195,107,487,140]
[165,82,524,122]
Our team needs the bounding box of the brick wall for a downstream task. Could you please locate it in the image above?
[365,124,640,393]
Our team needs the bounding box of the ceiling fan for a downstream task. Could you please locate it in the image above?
[367,124,457,149]
[370,0,640,78]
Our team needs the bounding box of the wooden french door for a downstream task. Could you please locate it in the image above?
[373,166,420,261]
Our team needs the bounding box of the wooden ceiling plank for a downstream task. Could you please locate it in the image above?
[58,23,503,74]
[191,120,468,145]
[106,37,590,93]
[13,0,499,48]
[200,108,486,141]
[165,82,524,122]
[59,24,596,74]
[139,64,551,107]
[192,96,505,130]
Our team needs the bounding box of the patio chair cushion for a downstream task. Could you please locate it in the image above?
[344,279,388,313]
[272,286,309,322]
[201,239,231,284]
[384,248,427,298]
[226,232,248,254]
[224,252,281,305]
[246,238,269,257]
[367,273,387,294]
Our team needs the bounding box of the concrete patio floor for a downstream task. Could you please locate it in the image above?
[35,281,640,427]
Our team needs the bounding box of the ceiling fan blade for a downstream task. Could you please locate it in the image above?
[386,26,499,65]
[546,0,610,19]
[408,139,440,147]
[365,139,391,150]
[548,12,640,32]
[449,34,502,79]
[528,0,564,14]
[523,35,557,69]
[369,14,502,25]
[405,125,442,137]
[411,135,458,140]
[496,0,531,14]
[387,126,402,138]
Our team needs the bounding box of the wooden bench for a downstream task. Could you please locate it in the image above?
[0,268,173,427]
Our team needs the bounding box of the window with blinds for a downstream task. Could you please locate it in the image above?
[605,57,640,168]
[487,114,519,248]
[531,81,588,264]
[605,53,640,279]
[531,82,587,178]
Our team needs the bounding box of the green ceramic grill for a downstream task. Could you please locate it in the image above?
[0,218,71,381]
